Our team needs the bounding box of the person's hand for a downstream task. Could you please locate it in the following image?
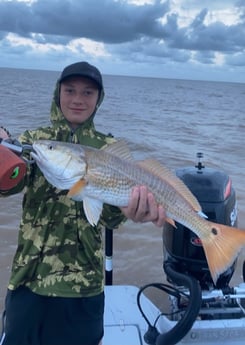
[120,186,166,227]
[0,127,10,140]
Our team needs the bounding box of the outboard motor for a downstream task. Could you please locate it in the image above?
[163,153,238,290]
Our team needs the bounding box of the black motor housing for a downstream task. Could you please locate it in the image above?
[163,159,238,289]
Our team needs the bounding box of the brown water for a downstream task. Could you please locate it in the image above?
[0,68,245,311]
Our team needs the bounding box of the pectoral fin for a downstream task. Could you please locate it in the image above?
[83,197,103,226]
[67,179,87,198]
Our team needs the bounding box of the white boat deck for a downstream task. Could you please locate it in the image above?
[103,285,245,345]
[104,285,155,345]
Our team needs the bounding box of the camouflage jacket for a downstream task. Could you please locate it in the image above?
[4,92,126,297]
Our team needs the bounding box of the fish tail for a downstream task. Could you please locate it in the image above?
[202,222,245,284]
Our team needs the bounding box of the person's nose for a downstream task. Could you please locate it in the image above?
[72,92,85,104]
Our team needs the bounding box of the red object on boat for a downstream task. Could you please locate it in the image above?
[0,145,26,191]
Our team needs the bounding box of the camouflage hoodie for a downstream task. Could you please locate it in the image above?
[6,82,126,297]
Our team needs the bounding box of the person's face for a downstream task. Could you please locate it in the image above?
[59,76,100,129]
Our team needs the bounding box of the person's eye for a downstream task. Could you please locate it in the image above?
[84,90,95,97]
[64,87,74,94]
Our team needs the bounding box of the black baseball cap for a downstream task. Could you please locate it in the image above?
[59,61,103,90]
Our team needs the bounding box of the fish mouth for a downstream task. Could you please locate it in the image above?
[30,144,45,163]
[30,144,49,167]
[30,149,40,163]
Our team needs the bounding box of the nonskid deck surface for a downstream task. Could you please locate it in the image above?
[103,285,245,345]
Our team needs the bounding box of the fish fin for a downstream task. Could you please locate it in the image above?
[202,222,245,284]
[198,210,208,219]
[102,140,133,161]
[67,179,87,198]
[83,197,103,226]
[166,217,177,228]
[137,159,201,212]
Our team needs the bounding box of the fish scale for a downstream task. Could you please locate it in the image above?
[86,147,200,229]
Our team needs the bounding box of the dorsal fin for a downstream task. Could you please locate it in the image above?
[137,159,201,212]
[102,140,133,161]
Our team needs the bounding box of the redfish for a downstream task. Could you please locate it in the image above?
[31,140,245,284]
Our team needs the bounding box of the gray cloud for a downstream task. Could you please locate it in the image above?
[167,8,245,53]
[0,0,169,43]
[0,0,244,75]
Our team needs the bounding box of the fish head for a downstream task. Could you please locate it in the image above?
[31,140,87,190]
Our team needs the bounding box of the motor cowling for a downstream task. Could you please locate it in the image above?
[163,154,238,289]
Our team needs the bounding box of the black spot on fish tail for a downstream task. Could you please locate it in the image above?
[211,228,218,235]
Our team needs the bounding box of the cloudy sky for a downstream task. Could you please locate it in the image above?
[0,0,244,82]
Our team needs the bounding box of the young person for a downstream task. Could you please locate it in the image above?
[0,62,165,345]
